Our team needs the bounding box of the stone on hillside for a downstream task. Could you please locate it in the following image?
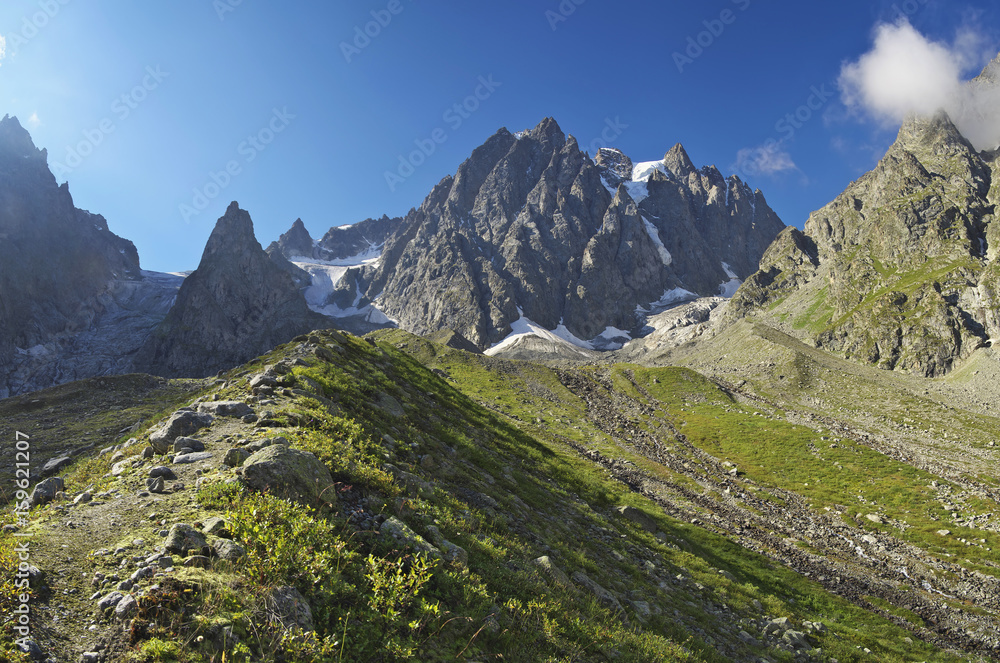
[426,525,468,567]
[211,537,246,562]
[41,456,72,477]
[111,459,134,476]
[173,437,205,453]
[173,452,214,464]
[613,505,658,533]
[149,466,177,480]
[149,410,214,454]
[114,594,138,620]
[532,556,571,587]
[379,517,442,561]
[571,571,623,613]
[781,629,812,651]
[184,556,212,569]
[146,477,165,493]
[164,523,209,556]
[375,391,405,417]
[264,586,314,632]
[241,445,336,508]
[202,516,228,536]
[197,401,253,418]
[30,477,64,506]
[96,591,124,613]
[73,492,92,505]
[223,447,251,467]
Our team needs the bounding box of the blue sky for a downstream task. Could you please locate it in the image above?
[1,0,998,272]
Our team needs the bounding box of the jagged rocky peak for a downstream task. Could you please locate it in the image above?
[663,143,697,180]
[0,115,152,397]
[349,116,785,354]
[272,218,315,259]
[0,114,46,163]
[595,148,633,187]
[730,92,1000,377]
[133,202,328,378]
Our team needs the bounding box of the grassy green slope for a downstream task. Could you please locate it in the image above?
[0,329,988,662]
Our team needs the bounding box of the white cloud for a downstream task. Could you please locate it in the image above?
[27,113,40,129]
[840,20,966,122]
[0,34,6,65]
[733,141,797,178]
[839,19,1000,151]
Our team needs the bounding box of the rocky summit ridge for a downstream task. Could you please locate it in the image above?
[0,115,178,398]
[132,202,329,378]
[729,110,1000,376]
[284,117,785,352]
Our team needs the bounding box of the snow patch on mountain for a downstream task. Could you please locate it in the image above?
[642,217,673,266]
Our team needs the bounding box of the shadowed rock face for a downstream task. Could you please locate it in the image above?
[0,115,153,397]
[133,202,329,378]
[345,118,783,349]
[730,108,1000,377]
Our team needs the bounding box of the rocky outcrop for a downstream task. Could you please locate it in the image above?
[268,215,402,262]
[0,115,177,397]
[347,118,783,350]
[729,110,1000,377]
[133,203,329,378]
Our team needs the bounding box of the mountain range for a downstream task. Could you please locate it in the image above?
[6,56,1000,663]
[0,115,785,393]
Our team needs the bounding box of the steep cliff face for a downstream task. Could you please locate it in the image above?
[133,202,329,378]
[0,115,162,397]
[320,118,783,350]
[730,112,1000,376]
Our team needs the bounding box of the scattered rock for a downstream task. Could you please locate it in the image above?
[173,452,214,465]
[866,514,884,525]
[114,594,138,620]
[164,524,209,557]
[211,538,246,562]
[149,410,214,454]
[223,447,251,467]
[173,437,205,453]
[426,525,467,567]
[241,445,336,508]
[73,492,92,505]
[571,571,623,613]
[40,456,72,477]
[198,400,254,418]
[531,555,571,587]
[96,591,124,613]
[202,516,228,536]
[149,466,177,480]
[30,477,65,506]
[379,517,442,561]
[145,477,165,493]
[263,586,315,632]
